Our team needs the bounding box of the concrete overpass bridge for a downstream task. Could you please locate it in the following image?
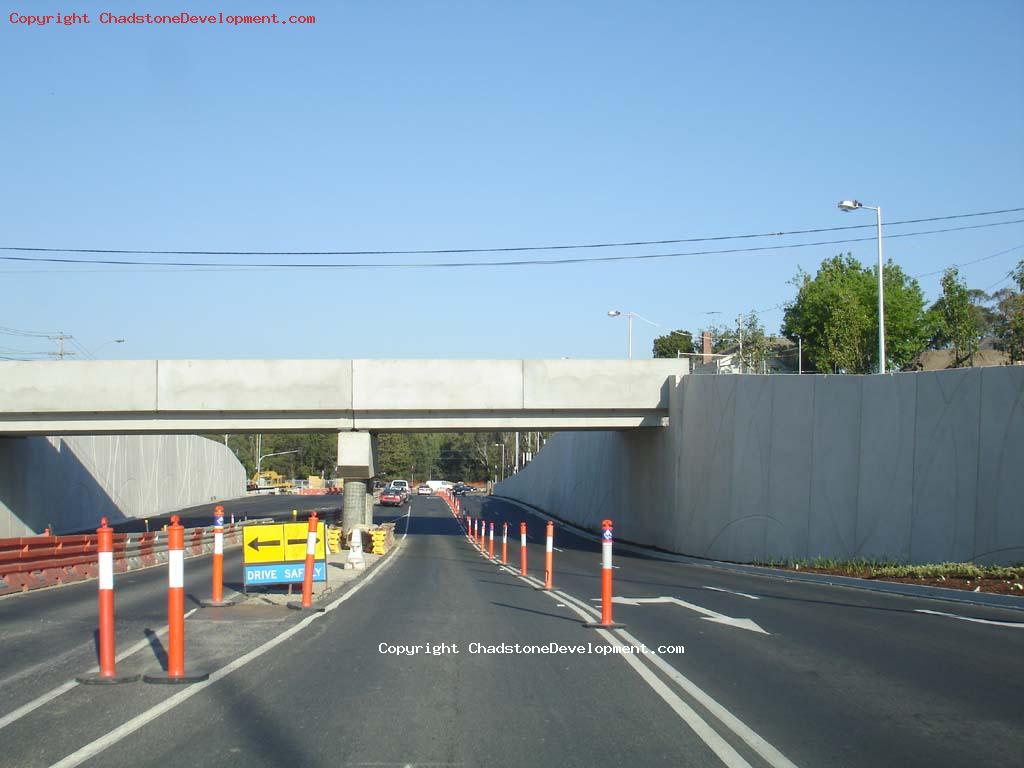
[1,358,688,480]
[0,359,687,434]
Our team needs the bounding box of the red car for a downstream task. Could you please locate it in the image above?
[379,488,404,507]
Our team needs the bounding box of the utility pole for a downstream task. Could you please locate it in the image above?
[514,432,520,474]
[47,332,75,360]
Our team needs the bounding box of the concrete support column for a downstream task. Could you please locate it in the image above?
[343,480,367,533]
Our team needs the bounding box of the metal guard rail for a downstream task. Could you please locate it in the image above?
[0,518,275,597]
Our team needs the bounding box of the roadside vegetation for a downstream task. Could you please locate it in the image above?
[757,557,1024,595]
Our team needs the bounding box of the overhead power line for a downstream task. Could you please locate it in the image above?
[0,206,1020,258]
[0,218,1022,271]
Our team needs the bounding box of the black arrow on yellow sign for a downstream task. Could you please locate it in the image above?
[247,537,281,552]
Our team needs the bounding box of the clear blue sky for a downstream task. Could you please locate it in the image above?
[2,1,1022,360]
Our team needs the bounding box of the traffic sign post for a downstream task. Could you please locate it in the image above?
[585,519,626,629]
[202,505,231,607]
[488,521,495,560]
[77,517,139,685]
[289,512,325,612]
[520,522,528,576]
[144,515,210,683]
[242,520,327,589]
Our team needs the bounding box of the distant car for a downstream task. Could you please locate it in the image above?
[417,485,433,496]
[379,488,404,507]
[452,483,472,496]
[390,480,410,497]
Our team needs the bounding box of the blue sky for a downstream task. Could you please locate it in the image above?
[2,1,1022,360]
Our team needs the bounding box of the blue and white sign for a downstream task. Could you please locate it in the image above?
[602,529,613,541]
[244,561,327,586]
[214,515,224,527]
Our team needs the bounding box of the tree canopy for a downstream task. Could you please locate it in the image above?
[782,253,929,373]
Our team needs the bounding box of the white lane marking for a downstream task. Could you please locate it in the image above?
[510,573,752,768]
[550,588,798,768]
[613,596,769,635]
[47,537,405,768]
[0,608,198,732]
[915,609,1024,628]
[704,586,760,600]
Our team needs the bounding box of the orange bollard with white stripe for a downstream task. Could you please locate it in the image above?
[501,522,508,564]
[542,521,554,590]
[488,521,495,560]
[144,515,209,683]
[520,522,528,576]
[77,517,139,684]
[584,519,626,629]
[201,505,231,608]
[289,512,325,612]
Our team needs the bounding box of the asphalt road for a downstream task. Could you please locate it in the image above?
[1,494,1021,767]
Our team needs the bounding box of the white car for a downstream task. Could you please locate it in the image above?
[417,485,433,496]
[389,480,411,499]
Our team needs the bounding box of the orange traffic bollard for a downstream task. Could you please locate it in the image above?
[501,522,508,565]
[144,515,209,683]
[77,517,139,684]
[584,519,626,629]
[202,505,231,607]
[520,522,528,576]
[289,512,325,612]
[542,521,554,590]
[488,521,495,560]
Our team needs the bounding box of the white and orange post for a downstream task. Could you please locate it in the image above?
[519,522,528,576]
[501,522,508,565]
[584,519,625,629]
[542,521,554,590]
[488,521,495,560]
[144,515,209,683]
[77,517,139,684]
[202,505,230,607]
[289,512,324,612]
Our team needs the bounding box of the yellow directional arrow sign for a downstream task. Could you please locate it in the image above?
[283,521,326,562]
[243,524,285,564]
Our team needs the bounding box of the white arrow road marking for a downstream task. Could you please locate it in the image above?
[915,609,1024,628]
[613,596,769,635]
[704,586,760,600]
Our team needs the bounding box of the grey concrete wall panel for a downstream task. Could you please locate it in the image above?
[974,367,1024,563]
[678,375,737,559]
[1,361,157,412]
[722,376,775,562]
[523,360,687,410]
[353,360,524,411]
[764,375,815,560]
[0,435,245,537]
[807,376,864,558]
[498,368,1024,566]
[158,359,353,412]
[911,369,981,563]
[856,374,916,561]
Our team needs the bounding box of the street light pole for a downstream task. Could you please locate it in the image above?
[607,309,658,360]
[256,449,299,475]
[795,333,802,375]
[494,443,506,481]
[838,199,886,373]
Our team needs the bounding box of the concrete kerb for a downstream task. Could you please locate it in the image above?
[490,495,1024,614]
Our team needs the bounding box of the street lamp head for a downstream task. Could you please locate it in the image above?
[607,310,621,318]
[837,200,862,212]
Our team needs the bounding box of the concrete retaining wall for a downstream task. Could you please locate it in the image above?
[0,435,246,537]
[497,367,1024,565]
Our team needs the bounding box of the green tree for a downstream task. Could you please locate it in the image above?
[735,313,770,373]
[782,253,929,373]
[992,258,1024,363]
[652,330,695,359]
[932,267,979,366]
